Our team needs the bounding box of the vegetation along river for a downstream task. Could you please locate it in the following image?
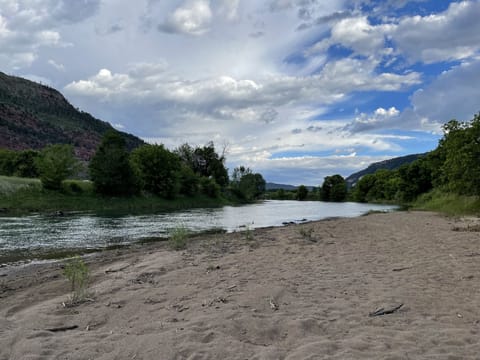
[0,200,396,263]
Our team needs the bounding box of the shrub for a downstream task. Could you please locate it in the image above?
[63,256,89,303]
[169,226,189,250]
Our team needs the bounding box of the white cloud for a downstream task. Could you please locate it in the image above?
[390,1,480,63]
[344,107,402,133]
[215,0,240,20]
[400,57,480,129]
[48,59,65,71]
[0,0,100,69]
[158,0,213,35]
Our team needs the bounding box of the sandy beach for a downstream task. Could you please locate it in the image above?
[1,211,480,359]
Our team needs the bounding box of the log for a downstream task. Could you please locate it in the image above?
[46,325,79,332]
[369,303,403,317]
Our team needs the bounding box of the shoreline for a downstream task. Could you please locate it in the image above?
[2,211,480,359]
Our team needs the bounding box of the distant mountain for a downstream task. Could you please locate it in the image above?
[346,153,426,188]
[0,72,144,160]
[266,182,298,191]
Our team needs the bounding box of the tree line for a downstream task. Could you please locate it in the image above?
[268,113,480,204]
[351,113,480,203]
[0,130,266,202]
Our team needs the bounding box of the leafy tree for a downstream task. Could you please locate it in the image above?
[296,185,308,200]
[193,142,229,188]
[14,150,39,178]
[178,164,200,196]
[35,144,79,190]
[230,166,266,201]
[175,142,229,190]
[200,176,220,198]
[131,144,180,199]
[321,174,347,202]
[0,149,17,176]
[397,158,433,201]
[438,115,480,195]
[89,131,139,196]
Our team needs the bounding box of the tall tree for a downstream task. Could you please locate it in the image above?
[89,131,139,196]
[321,175,347,202]
[296,185,308,200]
[439,115,480,195]
[131,144,181,199]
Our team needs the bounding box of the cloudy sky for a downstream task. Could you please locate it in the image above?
[1,0,480,185]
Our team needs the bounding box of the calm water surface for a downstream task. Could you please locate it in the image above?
[0,200,396,261]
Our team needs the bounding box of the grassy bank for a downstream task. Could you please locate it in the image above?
[412,189,480,216]
[0,176,231,215]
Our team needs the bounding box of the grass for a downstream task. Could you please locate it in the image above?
[298,226,315,241]
[0,175,231,215]
[169,226,190,250]
[413,189,480,216]
[63,256,90,304]
[0,175,41,195]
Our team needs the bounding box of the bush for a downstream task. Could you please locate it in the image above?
[169,226,189,250]
[63,256,90,303]
[35,144,79,190]
[200,177,220,198]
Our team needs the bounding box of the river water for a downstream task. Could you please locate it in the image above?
[0,200,396,262]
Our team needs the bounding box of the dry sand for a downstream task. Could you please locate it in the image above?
[1,211,480,360]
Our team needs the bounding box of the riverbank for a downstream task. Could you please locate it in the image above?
[2,211,480,359]
[0,175,232,215]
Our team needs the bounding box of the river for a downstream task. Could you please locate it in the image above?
[0,200,396,263]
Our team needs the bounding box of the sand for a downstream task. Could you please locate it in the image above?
[1,211,480,359]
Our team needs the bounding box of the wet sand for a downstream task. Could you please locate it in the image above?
[1,211,480,359]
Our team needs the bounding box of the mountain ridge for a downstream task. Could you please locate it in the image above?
[0,71,144,160]
[346,153,426,188]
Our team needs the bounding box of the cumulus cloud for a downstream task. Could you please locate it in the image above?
[158,0,213,35]
[390,1,480,63]
[400,57,480,129]
[0,0,100,68]
[344,107,401,133]
[65,58,420,109]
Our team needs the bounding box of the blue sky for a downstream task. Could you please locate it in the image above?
[1,0,480,185]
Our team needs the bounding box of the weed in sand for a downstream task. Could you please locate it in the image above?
[63,256,90,304]
[169,226,189,250]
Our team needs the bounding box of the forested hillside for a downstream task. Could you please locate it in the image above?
[0,72,144,160]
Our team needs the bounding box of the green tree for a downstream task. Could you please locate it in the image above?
[296,185,308,200]
[439,115,480,195]
[178,164,200,196]
[0,149,17,176]
[131,144,181,199]
[193,142,229,188]
[397,158,433,201]
[89,131,139,196]
[230,166,266,201]
[14,150,39,178]
[35,144,79,190]
[321,174,347,202]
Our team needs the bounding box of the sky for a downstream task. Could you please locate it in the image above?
[1,0,480,185]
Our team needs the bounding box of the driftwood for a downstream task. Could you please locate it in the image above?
[369,304,403,317]
[392,266,412,272]
[46,325,79,332]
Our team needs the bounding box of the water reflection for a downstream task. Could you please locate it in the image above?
[0,201,396,255]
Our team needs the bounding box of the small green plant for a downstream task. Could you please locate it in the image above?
[298,227,315,241]
[244,225,254,241]
[63,256,89,303]
[169,225,189,250]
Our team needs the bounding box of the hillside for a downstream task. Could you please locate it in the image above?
[346,153,426,188]
[0,72,144,160]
